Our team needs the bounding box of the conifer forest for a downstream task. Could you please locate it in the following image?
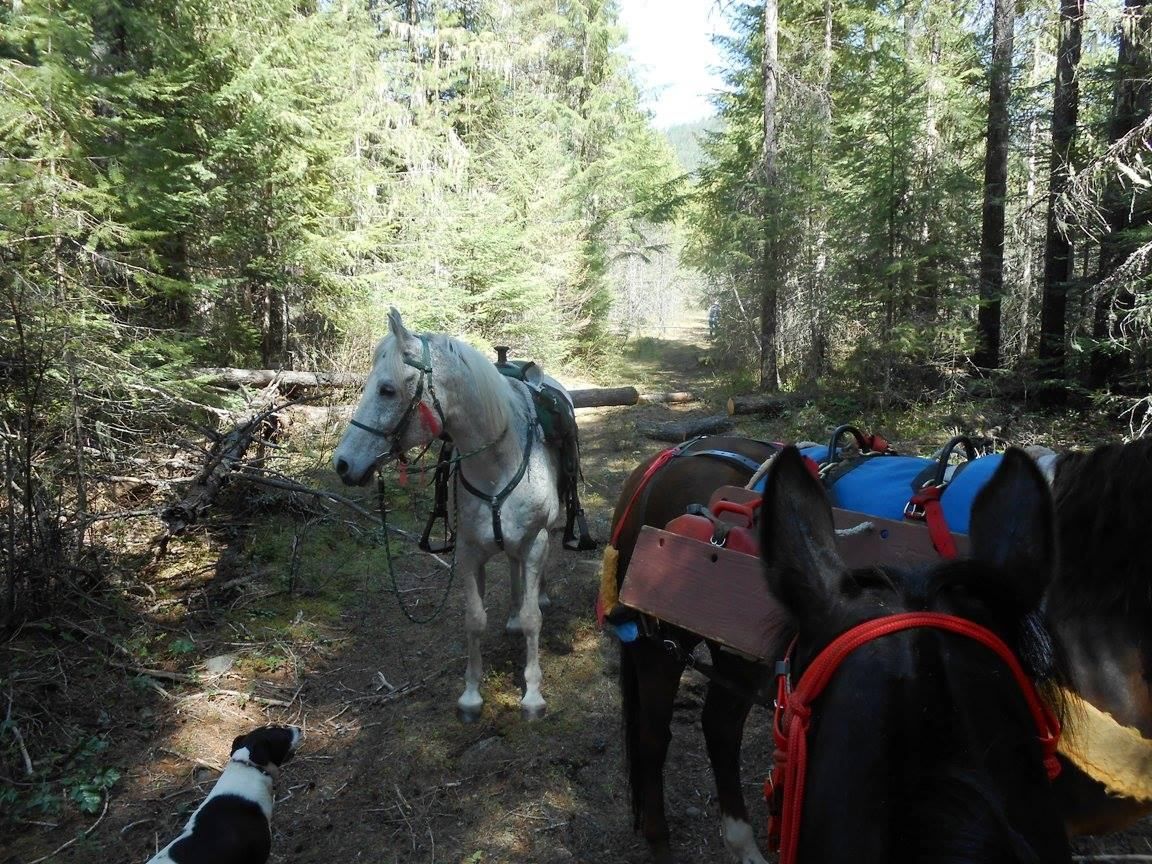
[1,0,1151,859]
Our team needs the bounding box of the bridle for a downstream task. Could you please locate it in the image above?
[349,334,447,460]
[767,611,1062,864]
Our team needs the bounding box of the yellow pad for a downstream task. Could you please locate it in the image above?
[1059,689,1152,802]
[599,544,620,610]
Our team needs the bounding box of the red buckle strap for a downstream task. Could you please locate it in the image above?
[905,484,958,559]
[767,613,1061,864]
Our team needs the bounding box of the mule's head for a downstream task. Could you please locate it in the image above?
[760,446,1068,863]
[333,308,438,485]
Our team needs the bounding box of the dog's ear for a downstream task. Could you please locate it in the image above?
[239,726,300,767]
[230,734,248,756]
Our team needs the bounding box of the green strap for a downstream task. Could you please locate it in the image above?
[457,418,536,550]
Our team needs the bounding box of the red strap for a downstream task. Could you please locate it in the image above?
[418,401,442,438]
[801,455,821,480]
[769,612,1061,864]
[906,485,958,559]
[608,444,689,548]
[864,433,891,453]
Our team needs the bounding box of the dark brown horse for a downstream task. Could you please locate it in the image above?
[610,436,780,864]
[1046,438,1152,834]
[610,435,1152,862]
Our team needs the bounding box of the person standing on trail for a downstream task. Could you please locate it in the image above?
[708,302,720,339]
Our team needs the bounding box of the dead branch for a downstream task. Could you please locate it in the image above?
[160,388,287,537]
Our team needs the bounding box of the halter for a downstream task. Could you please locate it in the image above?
[349,334,447,459]
[359,333,538,553]
[767,612,1062,864]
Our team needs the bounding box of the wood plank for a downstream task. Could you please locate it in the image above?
[620,497,970,659]
[619,527,790,659]
[707,486,970,566]
[831,508,970,567]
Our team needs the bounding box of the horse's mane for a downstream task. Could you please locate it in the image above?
[1048,438,1152,622]
[432,333,518,437]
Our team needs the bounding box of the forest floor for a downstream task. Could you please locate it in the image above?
[3,309,1151,864]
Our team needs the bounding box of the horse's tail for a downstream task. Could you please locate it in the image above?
[619,639,645,830]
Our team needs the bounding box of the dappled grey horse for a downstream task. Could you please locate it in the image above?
[333,309,568,720]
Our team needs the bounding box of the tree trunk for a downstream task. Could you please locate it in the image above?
[804,0,834,384]
[1038,0,1085,402]
[1089,0,1151,389]
[759,0,781,392]
[974,0,1015,370]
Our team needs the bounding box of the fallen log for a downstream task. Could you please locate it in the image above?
[196,368,642,409]
[637,414,734,442]
[194,367,366,390]
[726,393,789,417]
[570,386,638,408]
[638,391,697,405]
[160,393,283,539]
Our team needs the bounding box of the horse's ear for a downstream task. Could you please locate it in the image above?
[387,307,412,342]
[759,446,844,613]
[968,447,1055,610]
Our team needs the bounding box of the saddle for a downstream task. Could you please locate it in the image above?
[752,426,1001,536]
[495,351,595,552]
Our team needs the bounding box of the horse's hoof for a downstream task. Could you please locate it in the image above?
[505,616,523,635]
[456,704,483,724]
[520,702,547,721]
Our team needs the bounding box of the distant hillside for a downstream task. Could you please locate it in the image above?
[662,117,720,175]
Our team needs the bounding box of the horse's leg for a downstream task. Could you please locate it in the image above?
[702,647,768,864]
[507,558,524,634]
[517,527,550,720]
[620,633,689,864]
[506,557,550,635]
[457,555,488,723]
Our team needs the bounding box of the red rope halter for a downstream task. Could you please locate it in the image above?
[767,612,1062,864]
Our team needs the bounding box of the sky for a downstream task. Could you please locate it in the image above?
[617,0,733,130]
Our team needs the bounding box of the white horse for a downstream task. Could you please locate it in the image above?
[333,308,566,721]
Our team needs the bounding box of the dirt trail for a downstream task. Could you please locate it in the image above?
[7,310,1150,864]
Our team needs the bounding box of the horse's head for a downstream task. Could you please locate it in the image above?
[334,308,441,486]
[760,446,1069,863]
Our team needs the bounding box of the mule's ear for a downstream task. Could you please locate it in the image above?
[760,446,844,612]
[968,447,1055,610]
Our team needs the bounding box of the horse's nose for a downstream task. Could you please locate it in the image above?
[334,456,349,478]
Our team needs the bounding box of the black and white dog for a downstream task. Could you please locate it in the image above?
[147,725,302,864]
